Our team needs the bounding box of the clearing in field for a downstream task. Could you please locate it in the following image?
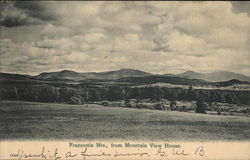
[0,101,249,141]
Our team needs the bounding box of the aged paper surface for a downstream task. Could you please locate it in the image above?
[0,1,249,160]
[0,141,250,160]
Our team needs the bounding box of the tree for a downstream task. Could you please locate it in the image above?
[187,85,195,101]
[170,101,177,110]
[188,84,193,90]
[195,97,207,114]
[155,86,163,101]
[124,87,130,105]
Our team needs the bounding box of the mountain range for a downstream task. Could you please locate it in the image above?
[178,71,250,82]
[35,69,151,81]
[35,69,250,82]
[1,69,250,85]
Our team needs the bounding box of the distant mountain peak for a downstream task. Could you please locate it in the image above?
[59,70,79,75]
[117,68,142,72]
[31,68,250,82]
[117,68,150,73]
[36,68,152,81]
[179,71,203,78]
[60,70,76,73]
[183,70,196,73]
[119,68,134,71]
[179,70,250,82]
[182,70,202,74]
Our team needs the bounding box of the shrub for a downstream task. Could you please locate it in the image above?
[180,105,188,112]
[217,110,221,115]
[136,103,155,109]
[136,104,142,109]
[240,108,250,114]
[126,103,133,108]
[124,97,130,105]
[170,101,176,110]
[101,101,109,106]
[229,111,234,116]
[68,96,82,105]
[154,103,164,110]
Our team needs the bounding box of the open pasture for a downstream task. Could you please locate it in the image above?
[0,101,249,141]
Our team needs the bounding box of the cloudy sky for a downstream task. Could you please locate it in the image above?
[0,1,249,75]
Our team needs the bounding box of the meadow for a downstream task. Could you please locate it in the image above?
[0,101,249,141]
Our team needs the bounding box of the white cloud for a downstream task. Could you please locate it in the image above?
[166,31,215,57]
[84,32,105,43]
[40,24,73,38]
[35,38,74,50]
[1,1,250,76]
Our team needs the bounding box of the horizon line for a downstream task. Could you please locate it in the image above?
[1,68,250,77]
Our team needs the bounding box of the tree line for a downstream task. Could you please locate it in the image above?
[0,83,249,105]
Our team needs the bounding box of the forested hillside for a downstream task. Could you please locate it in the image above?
[1,82,249,105]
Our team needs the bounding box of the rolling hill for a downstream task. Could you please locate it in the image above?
[178,71,250,82]
[0,73,34,81]
[1,69,250,87]
[36,70,81,80]
[213,79,250,87]
[36,68,152,81]
[116,75,210,85]
[178,71,204,78]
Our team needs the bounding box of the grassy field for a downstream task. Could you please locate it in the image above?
[0,101,249,141]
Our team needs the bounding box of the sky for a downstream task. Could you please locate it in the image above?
[0,1,249,76]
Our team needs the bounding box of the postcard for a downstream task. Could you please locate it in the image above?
[0,1,249,160]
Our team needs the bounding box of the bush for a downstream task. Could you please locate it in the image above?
[180,105,188,112]
[240,108,250,114]
[101,101,109,106]
[126,103,133,108]
[217,110,221,115]
[170,101,176,110]
[229,111,234,116]
[136,104,142,109]
[68,96,82,105]
[154,103,164,110]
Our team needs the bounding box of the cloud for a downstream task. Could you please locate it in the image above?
[14,1,57,21]
[40,24,74,38]
[0,2,44,27]
[1,1,250,76]
[35,38,74,50]
[172,2,250,50]
[166,31,214,57]
[112,33,154,53]
[231,1,250,16]
[84,32,105,43]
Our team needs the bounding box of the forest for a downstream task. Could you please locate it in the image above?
[1,82,249,105]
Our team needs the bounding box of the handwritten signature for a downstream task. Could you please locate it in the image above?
[15,146,205,160]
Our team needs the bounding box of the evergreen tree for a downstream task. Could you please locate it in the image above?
[195,97,207,114]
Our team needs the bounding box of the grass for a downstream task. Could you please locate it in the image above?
[0,100,249,141]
